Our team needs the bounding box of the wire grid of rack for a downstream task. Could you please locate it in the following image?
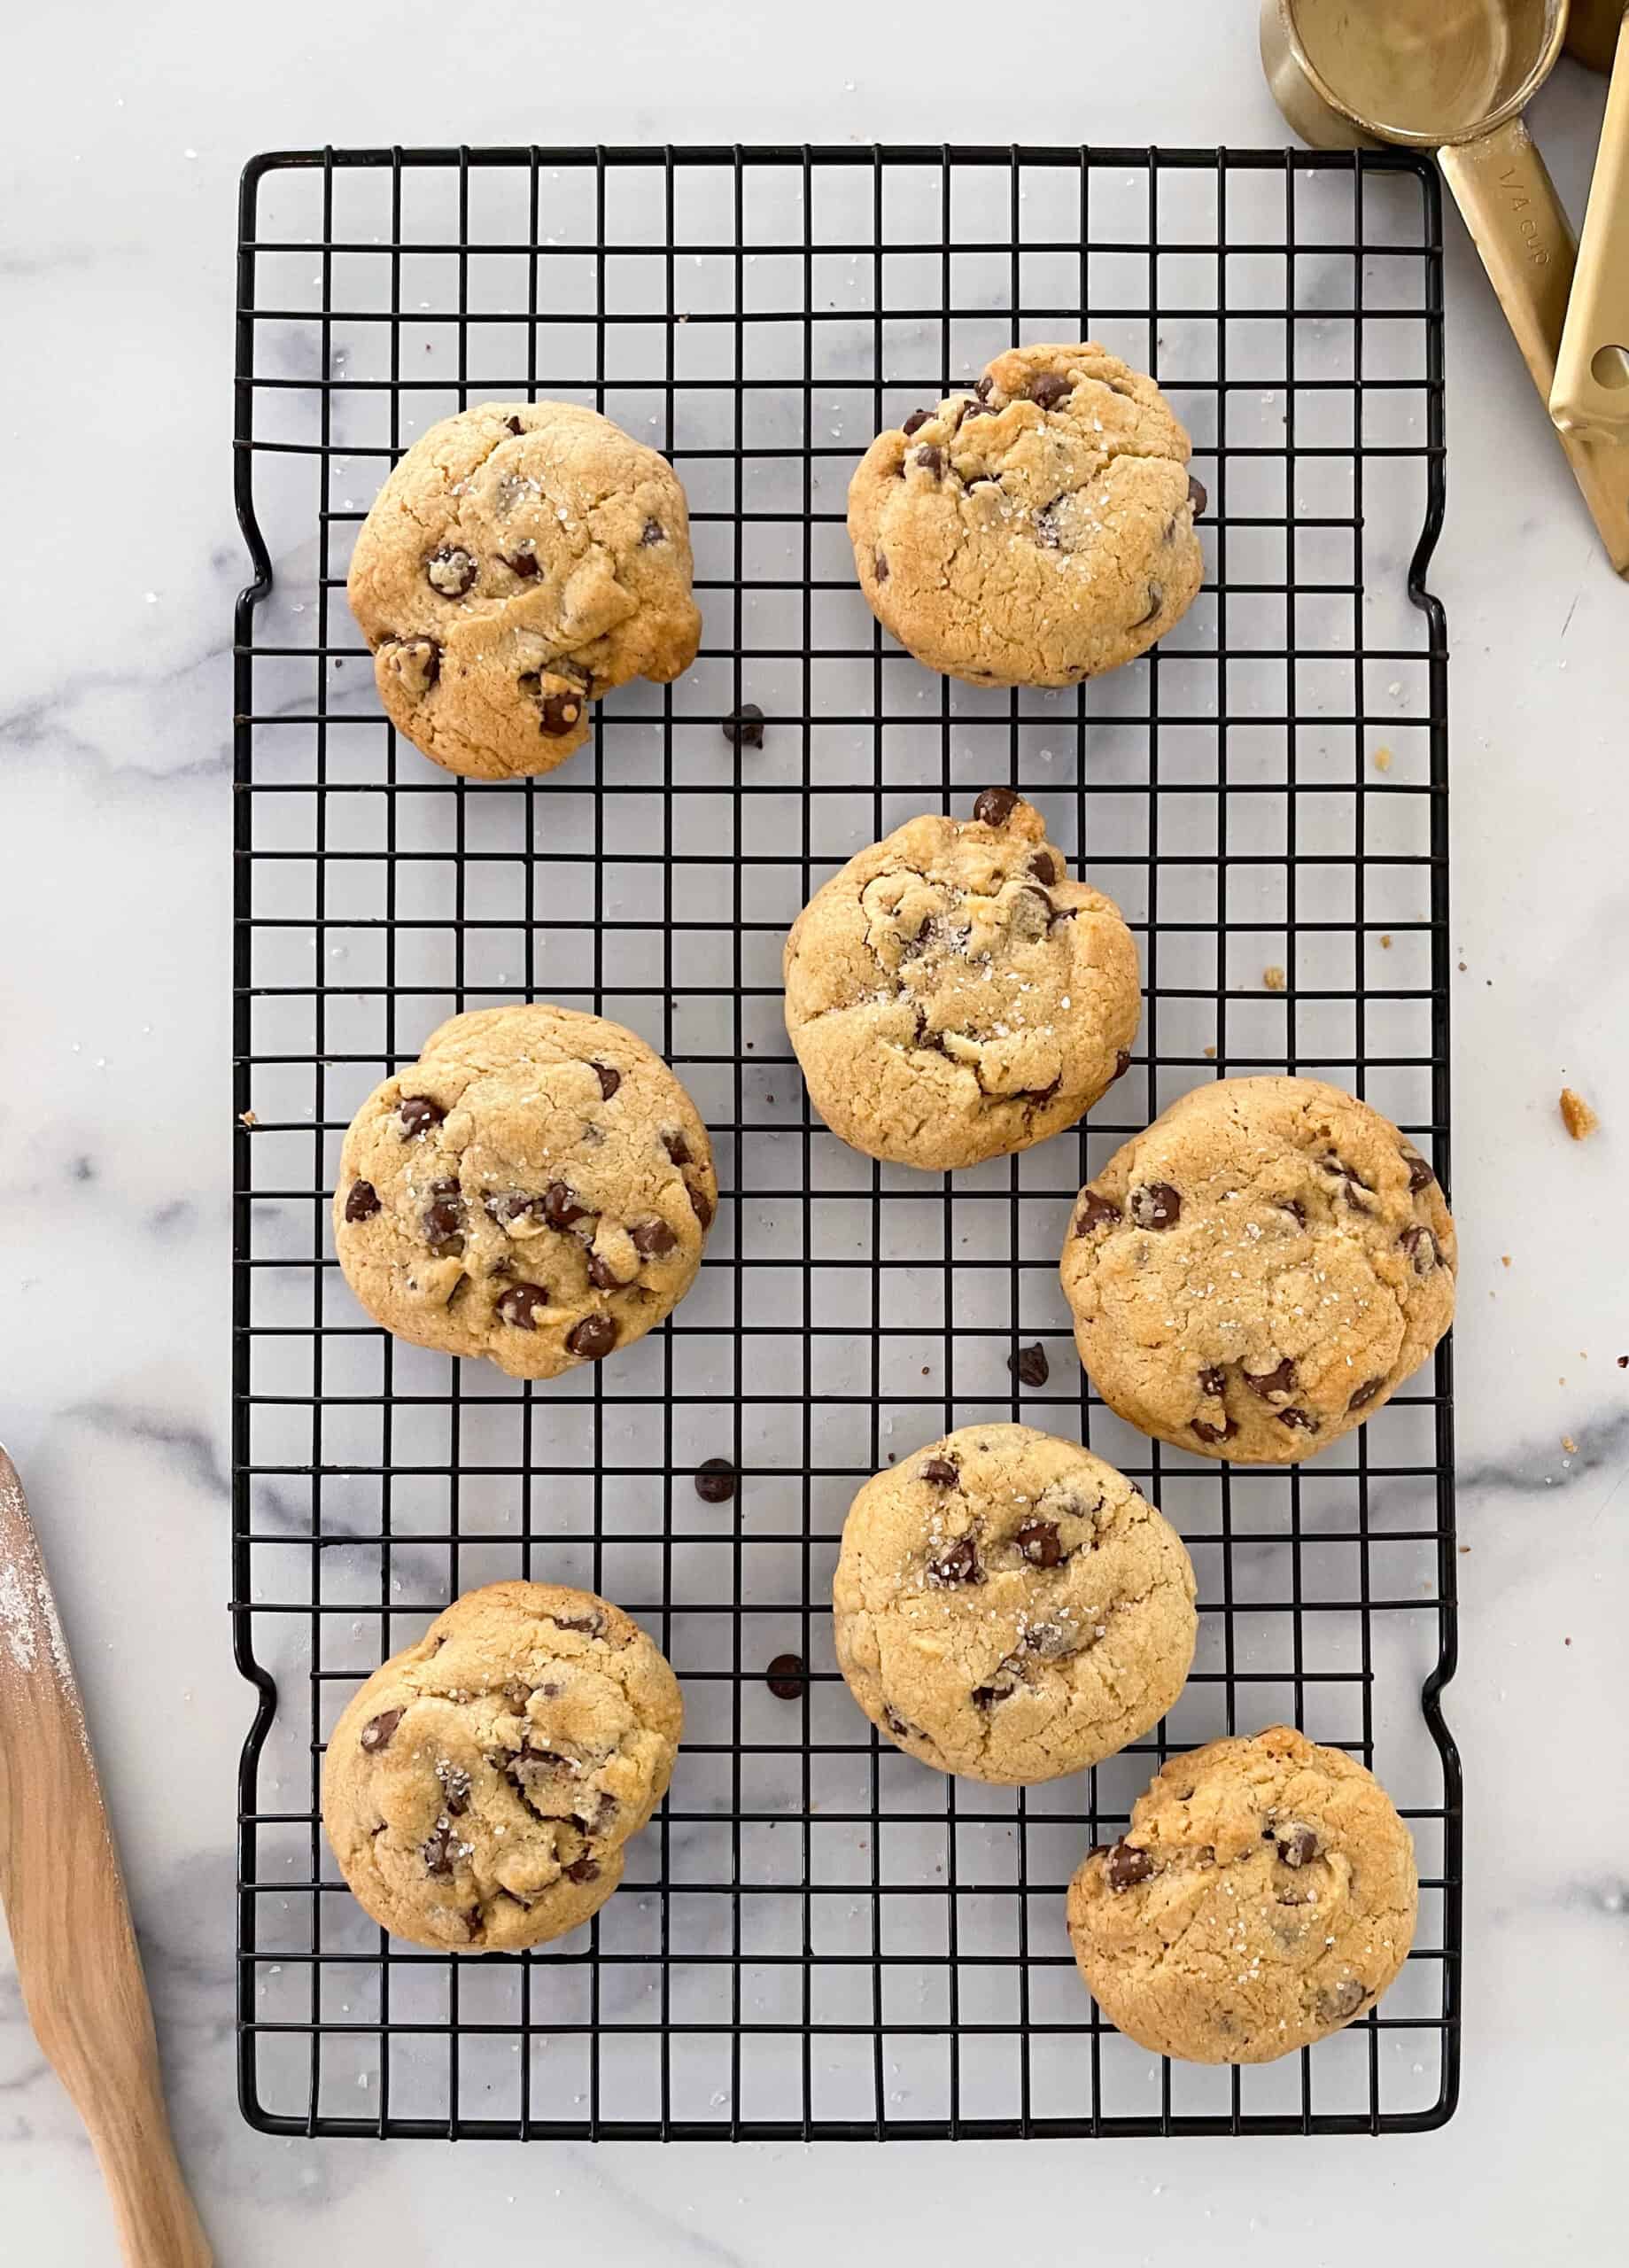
[233,144,1460,2140]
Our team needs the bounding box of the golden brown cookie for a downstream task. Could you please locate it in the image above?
[847,343,1204,687]
[1067,1727,1418,2063]
[783,791,1140,1171]
[833,1425,1196,1784]
[322,1581,683,1952]
[334,1004,716,1380]
[1060,1076,1455,1461]
[347,400,701,780]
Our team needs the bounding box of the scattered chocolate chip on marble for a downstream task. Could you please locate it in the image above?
[694,1456,736,1504]
[765,1654,804,1700]
[1009,1342,1050,1389]
[722,703,765,749]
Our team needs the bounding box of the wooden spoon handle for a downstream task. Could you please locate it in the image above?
[0,1449,212,2267]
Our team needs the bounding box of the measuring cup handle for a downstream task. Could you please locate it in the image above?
[1551,11,1629,439]
[1440,116,1629,575]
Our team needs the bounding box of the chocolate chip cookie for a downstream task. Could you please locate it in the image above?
[322,1581,683,1952]
[1067,1726,1418,2063]
[334,1004,716,1380]
[847,343,1205,687]
[347,400,701,780]
[832,1425,1197,1784]
[1060,1076,1455,1461]
[783,791,1140,1171]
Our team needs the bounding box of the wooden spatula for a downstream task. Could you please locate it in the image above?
[0,1445,212,2266]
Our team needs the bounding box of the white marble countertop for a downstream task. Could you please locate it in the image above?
[4,4,1626,2259]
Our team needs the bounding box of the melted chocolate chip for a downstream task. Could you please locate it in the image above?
[663,1130,691,1168]
[485,1191,541,1226]
[974,786,1020,827]
[539,688,585,736]
[874,547,888,583]
[1009,1342,1050,1389]
[422,1821,460,1876]
[502,546,539,578]
[588,1060,621,1101]
[1135,582,1165,627]
[360,1708,403,1753]
[383,634,441,694]
[1129,1183,1182,1231]
[1347,1376,1385,1412]
[426,545,477,598]
[640,517,664,546]
[1277,1407,1319,1433]
[399,1095,446,1137]
[1192,1418,1235,1445]
[1113,1047,1133,1078]
[961,398,997,420]
[1245,1357,1298,1402]
[1030,849,1059,886]
[970,1682,1011,1708]
[1276,1824,1320,1868]
[423,1181,464,1255]
[688,1183,714,1230]
[1187,473,1207,516]
[566,1312,617,1361]
[631,1217,679,1257]
[919,1457,959,1487]
[543,1181,587,1229]
[562,1855,600,1884]
[883,1706,915,1742]
[902,408,932,436]
[1320,1977,1366,2022]
[974,375,994,401]
[586,1251,622,1291]
[1198,1365,1228,1398]
[1401,1149,1436,1192]
[1074,1189,1121,1237]
[1028,370,1073,411]
[1014,1518,1062,1568]
[765,1653,804,1700]
[496,1281,549,1329]
[695,1456,735,1503]
[914,444,943,476]
[929,1534,981,1586]
[1105,1841,1154,1891]
[1400,1224,1437,1274]
[438,1761,471,1818]
[504,415,524,435]
[345,1179,381,1223]
[722,703,765,749]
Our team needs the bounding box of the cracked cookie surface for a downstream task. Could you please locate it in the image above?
[334,1004,716,1380]
[1060,1076,1455,1462]
[1067,1726,1418,2062]
[783,792,1140,1171]
[833,1424,1196,1785]
[347,400,701,781]
[847,343,1204,688]
[322,1581,682,1952]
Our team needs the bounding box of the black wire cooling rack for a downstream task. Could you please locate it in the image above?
[232,144,1460,2140]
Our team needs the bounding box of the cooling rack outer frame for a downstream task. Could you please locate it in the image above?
[232,142,1461,2141]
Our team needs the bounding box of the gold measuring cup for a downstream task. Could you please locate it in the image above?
[1551,4,1629,439]
[1261,0,1629,573]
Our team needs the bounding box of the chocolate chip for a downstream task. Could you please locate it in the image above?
[929,1534,981,1586]
[539,688,585,736]
[640,517,664,545]
[914,444,942,476]
[496,1281,549,1329]
[426,545,477,597]
[438,1760,471,1818]
[1074,1189,1121,1237]
[586,1251,622,1291]
[1187,474,1207,516]
[1113,1047,1132,1078]
[688,1183,714,1230]
[974,786,1020,827]
[902,408,932,436]
[1400,1224,1437,1274]
[382,634,441,695]
[961,399,997,419]
[765,1653,804,1700]
[562,1855,600,1884]
[543,1181,587,1229]
[1014,1518,1062,1567]
[566,1312,617,1361]
[1320,1977,1366,2022]
[485,1191,541,1226]
[883,1706,915,1741]
[1277,1407,1319,1433]
[663,1130,691,1167]
[722,703,765,749]
[1198,1366,1227,1398]
[592,1060,621,1100]
[631,1217,679,1258]
[1030,849,1059,885]
[1129,1183,1182,1231]
[1276,1824,1320,1868]
[422,1821,460,1876]
[1009,1342,1050,1389]
[695,1456,735,1503]
[1245,1357,1298,1402]
[423,1182,464,1254]
[1280,1198,1307,1226]
[345,1179,381,1223]
[1192,1418,1234,1445]
[1401,1149,1436,1192]
[974,375,994,401]
[360,1708,404,1753]
[919,1457,959,1487]
[502,546,539,578]
[1347,1376,1385,1411]
[1135,582,1164,627]
[1105,1841,1154,1891]
[399,1095,446,1137]
[1325,1153,1373,1197]
[872,546,889,586]
[1028,371,1073,411]
[970,1682,1011,1708]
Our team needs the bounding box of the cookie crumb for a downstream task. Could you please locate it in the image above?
[1203,1045,1216,1060]
[1562,1435,1578,1456]
[1379,934,1392,950]
[1501,1254,1511,1268]
[1373,747,1392,772]
[1559,1087,1599,1141]
[238,1108,258,1127]
[1262,966,1286,992]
